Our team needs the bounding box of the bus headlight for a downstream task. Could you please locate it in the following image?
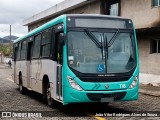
[67,76,83,91]
[129,76,138,89]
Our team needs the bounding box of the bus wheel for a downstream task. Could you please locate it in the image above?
[19,75,26,94]
[46,83,55,107]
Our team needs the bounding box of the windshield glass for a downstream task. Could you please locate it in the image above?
[67,30,136,74]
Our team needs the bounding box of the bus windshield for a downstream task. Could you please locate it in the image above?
[67,30,136,74]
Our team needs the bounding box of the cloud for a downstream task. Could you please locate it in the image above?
[0,0,64,37]
[0,24,27,38]
[0,0,64,24]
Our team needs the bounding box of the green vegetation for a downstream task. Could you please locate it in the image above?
[0,43,13,56]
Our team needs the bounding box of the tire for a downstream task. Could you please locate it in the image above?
[19,75,26,94]
[43,82,58,108]
[46,83,55,107]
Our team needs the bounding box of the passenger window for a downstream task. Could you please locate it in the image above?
[41,29,51,57]
[33,34,41,58]
[17,43,21,60]
[21,40,26,60]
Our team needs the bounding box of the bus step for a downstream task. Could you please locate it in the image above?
[56,96,63,101]
[27,88,32,91]
[55,98,63,103]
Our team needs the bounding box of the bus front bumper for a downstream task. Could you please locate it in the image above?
[63,86,138,105]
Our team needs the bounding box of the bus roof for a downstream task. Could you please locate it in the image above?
[66,14,131,20]
[14,14,131,43]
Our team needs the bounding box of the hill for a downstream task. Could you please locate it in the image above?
[0,35,18,44]
[3,35,18,41]
[0,38,10,43]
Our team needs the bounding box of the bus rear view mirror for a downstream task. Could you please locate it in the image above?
[59,33,65,45]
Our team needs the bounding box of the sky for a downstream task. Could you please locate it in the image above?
[0,0,64,38]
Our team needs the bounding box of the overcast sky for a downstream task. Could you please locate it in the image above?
[0,0,64,38]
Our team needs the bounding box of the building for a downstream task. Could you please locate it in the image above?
[24,0,160,86]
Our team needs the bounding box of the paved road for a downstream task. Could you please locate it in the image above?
[0,64,159,120]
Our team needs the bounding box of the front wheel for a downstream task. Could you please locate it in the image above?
[46,83,58,108]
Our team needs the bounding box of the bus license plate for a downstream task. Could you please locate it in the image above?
[101,97,114,103]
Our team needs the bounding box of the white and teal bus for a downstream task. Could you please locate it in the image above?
[13,14,139,107]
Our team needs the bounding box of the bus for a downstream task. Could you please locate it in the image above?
[13,14,139,107]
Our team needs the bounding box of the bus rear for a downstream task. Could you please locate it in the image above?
[62,15,139,105]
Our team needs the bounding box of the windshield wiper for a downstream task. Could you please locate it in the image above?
[84,29,102,48]
[84,29,104,61]
[100,34,104,60]
[107,29,120,47]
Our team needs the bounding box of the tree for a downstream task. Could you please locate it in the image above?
[0,43,13,56]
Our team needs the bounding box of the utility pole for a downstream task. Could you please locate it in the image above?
[10,25,12,55]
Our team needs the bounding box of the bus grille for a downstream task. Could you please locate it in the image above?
[87,92,126,101]
[79,76,130,82]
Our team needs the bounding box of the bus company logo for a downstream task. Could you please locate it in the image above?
[105,84,109,89]
[2,112,11,117]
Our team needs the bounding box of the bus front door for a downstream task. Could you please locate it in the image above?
[56,33,64,101]
[56,64,62,100]
[27,41,33,89]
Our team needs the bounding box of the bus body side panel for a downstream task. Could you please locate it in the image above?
[15,61,20,84]
[38,60,57,97]
[26,60,32,89]
[15,61,27,87]
[13,61,17,84]
[31,59,42,93]
[21,61,27,88]
[28,59,57,95]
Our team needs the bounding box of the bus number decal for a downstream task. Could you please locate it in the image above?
[120,84,126,89]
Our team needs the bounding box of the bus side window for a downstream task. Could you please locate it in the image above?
[33,34,41,58]
[41,29,52,57]
[27,37,34,61]
[21,40,27,60]
[17,42,21,61]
